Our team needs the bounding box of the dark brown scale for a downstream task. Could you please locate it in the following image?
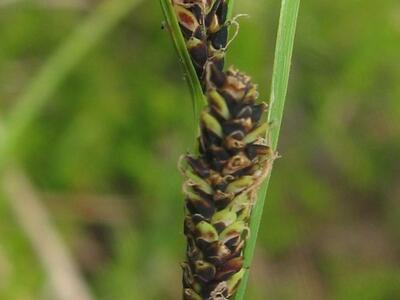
[229,105,251,120]
[223,92,242,106]
[202,144,227,161]
[191,4,204,22]
[186,156,211,178]
[245,144,270,160]
[216,0,228,24]
[174,0,230,88]
[210,26,228,49]
[187,237,201,259]
[236,106,253,119]
[179,25,194,39]
[250,104,266,122]
[236,102,265,119]
[213,222,227,234]
[207,158,224,173]
[202,242,229,265]
[184,216,195,233]
[209,58,225,77]
[208,64,226,87]
[200,128,222,150]
[205,0,222,28]
[212,180,229,192]
[191,187,214,204]
[224,236,241,251]
[194,27,206,40]
[186,197,215,220]
[201,148,226,168]
[213,196,231,211]
[195,238,214,253]
[207,149,230,172]
[215,257,243,281]
[188,41,209,77]
[222,121,248,136]
[228,165,254,178]
[194,262,217,283]
[229,130,245,141]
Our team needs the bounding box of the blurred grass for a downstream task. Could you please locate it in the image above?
[0,0,143,170]
[0,0,399,299]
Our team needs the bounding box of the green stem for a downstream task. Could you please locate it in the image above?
[233,0,300,299]
[227,0,235,19]
[0,0,142,169]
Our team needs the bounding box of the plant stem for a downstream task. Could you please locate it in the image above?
[233,0,300,299]
[0,0,143,170]
[227,0,235,19]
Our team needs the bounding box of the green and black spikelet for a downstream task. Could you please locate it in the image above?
[179,63,275,300]
[173,0,229,88]
[169,0,275,299]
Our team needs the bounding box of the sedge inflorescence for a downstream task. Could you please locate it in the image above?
[171,0,275,299]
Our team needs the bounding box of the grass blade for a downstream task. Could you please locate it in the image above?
[227,0,235,19]
[233,0,300,299]
[0,0,143,170]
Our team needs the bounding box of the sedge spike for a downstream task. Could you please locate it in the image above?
[180,64,275,300]
[167,1,275,299]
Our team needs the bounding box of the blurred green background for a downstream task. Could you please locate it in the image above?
[0,0,399,299]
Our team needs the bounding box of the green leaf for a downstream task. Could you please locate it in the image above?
[227,0,236,19]
[233,0,300,299]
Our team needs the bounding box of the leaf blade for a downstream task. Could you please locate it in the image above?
[233,0,300,299]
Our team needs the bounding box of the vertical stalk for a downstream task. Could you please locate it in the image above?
[227,0,235,19]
